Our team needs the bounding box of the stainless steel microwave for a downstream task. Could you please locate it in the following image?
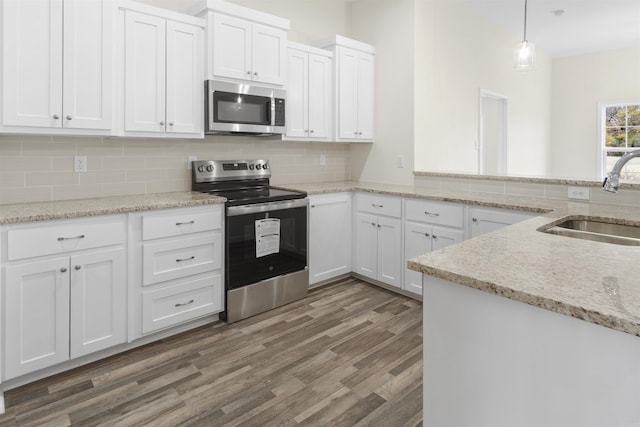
[205,80,286,136]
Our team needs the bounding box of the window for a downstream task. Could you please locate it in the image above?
[601,102,640,181]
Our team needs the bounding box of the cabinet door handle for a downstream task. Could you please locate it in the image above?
[424,211,440,217]
[176,220,195,226]
[66,115,73,120]
[424,233,430,237]
[176,256,195,263]
[169,122,175,127]
[432,234,438,239]
[246,70,252,75]
[60,267,68,273]
[159,121,165,126]
[311,205,316,208]
[175,299,194,308]
[57,234,85,241]
[53,114,60,120]
[377,224,381,228]
[309,129,314,133]
[472,217,478,222]
[75,265,82,270]
[254,71,259,76]
[371,204,383,208]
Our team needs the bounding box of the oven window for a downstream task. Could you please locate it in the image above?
[214,91,271,125]
[226,205,307,289]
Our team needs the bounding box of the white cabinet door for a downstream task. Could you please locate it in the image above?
[337,47,358,140]
[165,20,203,135]
[469,207,537,238]
[377,216,402,288]
[404,222,432,296]
[356,52,374,140]
[5,258,70,380]
[212,14,252,81]
[309,194,351,285]
[431,225,464,251]
[69,248,126,359]
[354,212,378,281]
[62,0,113,130]
[251,23,286,85]
[2,0,63,128]
[307,53,332,139]
[285,48,308,139]
[124,11,166,133]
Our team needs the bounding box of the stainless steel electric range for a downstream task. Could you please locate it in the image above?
[192,159,308,323]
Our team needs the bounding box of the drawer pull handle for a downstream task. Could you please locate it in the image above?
[176,256,195,263]
[176,220,195,226]
[372,204,384,208]
[424,211,440,217]
[175,299,194,308]
[57,234,85,241]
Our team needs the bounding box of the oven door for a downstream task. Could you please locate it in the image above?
[226,198,308,290]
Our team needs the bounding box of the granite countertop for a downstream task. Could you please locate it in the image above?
[278,180,640,338]
[0,192,226,224]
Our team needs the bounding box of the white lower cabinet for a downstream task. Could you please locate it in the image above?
[404,199,465,296]
[468,206,537,238]
[353,193,402,288]
[308,193,351,285]
[129,205,224,339]
[3,216,127,380]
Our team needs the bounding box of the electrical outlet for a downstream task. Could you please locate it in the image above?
[396,155,405,168]
[188,155,197,170]
[320,154,326,166]
[74,156,87,173]
[568,186,590,200]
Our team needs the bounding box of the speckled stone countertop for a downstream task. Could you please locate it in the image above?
[0,192,226,224]
[279,181,640,338]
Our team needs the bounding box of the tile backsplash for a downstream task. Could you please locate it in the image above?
[0,135,351,205]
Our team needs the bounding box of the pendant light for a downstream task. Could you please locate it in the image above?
[514,0,536,71]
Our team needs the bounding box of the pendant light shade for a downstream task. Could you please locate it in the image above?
[514,0,536,71]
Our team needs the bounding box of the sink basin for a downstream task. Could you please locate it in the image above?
[541,218,640,246]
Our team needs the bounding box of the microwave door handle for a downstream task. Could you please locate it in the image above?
[209,89,215,128]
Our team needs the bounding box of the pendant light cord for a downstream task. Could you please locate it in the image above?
[523,0,528,41]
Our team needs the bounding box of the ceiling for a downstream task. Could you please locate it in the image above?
[453,0,640,57]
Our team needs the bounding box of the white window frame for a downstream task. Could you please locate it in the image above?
[597,100,640,179]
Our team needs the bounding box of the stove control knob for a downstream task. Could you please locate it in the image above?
[197,165,205,173]
[249,164,255,170]
[206,165,214,172]
[262,163,269,170]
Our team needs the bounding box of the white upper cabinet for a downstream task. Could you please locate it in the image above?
[315,35,375,142]
[121,5,204,138]
[285,43,332,141]
[1,0,114,134]
[191,0,289,86]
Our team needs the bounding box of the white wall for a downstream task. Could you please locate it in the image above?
[550,46,640,180]
[414,0,552,177]
[347,0,416,185]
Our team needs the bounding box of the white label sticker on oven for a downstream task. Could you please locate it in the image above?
[255,218,280,258]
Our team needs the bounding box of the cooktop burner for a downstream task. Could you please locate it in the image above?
[191,159,306,205]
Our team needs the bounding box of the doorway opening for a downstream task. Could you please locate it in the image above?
[478,90,508,175]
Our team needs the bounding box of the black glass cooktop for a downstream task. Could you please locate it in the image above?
[206,187,307,207]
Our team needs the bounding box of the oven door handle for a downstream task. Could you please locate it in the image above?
[227,198,308,216]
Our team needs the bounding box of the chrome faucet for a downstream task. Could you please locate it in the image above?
[603,149,640,192]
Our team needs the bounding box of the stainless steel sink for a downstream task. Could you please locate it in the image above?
[540,218,640,246]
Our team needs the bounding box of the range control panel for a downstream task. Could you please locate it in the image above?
[192,160,271,183]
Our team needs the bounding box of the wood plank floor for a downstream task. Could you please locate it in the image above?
[0,278,423,427]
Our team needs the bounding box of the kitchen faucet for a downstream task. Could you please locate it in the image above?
[602,149,640,192]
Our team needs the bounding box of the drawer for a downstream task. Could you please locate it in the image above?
[142,206,222,241]
[356,193,402,218]
[8,216,126,261]
[142,233,222,286]
[142,273,223,334]
[405,199,464,228]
